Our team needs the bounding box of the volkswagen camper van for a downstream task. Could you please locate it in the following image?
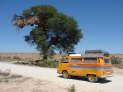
[57,50,112,82]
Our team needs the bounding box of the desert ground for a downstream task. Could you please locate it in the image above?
[0,53,122,61]
[0,62,123,92]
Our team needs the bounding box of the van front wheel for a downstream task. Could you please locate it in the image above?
[62,71,70,79]
[87,75,98,82]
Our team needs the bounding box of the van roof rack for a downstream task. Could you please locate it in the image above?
[85,50,110,56]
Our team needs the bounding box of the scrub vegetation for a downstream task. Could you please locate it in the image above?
[111,56,123,69]
[111,56,122,64]
[68,85,76,92]
[0,55,59,68]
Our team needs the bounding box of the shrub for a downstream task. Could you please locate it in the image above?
[13,56,22,61]
[38,60,58,68]
[0,56,2,60]
[111,56,122,64]
[0,56,12,61]
[68,85,75,92]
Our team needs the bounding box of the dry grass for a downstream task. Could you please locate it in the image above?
[111,54,123,60]
[0,53,62,68]
[113,63,123,69]
[0,53,123,69]
[111,54,123,67]
[0,53,122,59]
[0,53,63,61]
[0,53,41,60]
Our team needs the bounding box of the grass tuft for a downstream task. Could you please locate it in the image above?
[68,85,75,92]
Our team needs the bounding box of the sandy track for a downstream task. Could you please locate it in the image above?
[0,62,123,92]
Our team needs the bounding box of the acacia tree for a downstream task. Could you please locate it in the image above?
[13,5,83,60]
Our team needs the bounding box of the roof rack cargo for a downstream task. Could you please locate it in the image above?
[69,54,81,56]
[85,50,110,56]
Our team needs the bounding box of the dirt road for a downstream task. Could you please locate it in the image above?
[0,62,123,92]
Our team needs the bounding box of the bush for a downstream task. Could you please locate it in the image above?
[38,60,58,68]
[13,56,22,61]
[111,56,122,64]
[0,56,12,61]
[0,56,2,60]
[68,85,75,92]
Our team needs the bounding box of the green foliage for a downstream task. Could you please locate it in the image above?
[23,5,58,17]
[111,56,122,64]
[14,5,83,60]
[38,60,58,68]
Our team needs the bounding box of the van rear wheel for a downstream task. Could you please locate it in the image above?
[87,75,98,82]
[62,71,70,79]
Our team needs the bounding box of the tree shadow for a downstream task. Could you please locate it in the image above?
[58,75,112,84]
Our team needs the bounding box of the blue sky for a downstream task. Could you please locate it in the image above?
[0,0,123,53]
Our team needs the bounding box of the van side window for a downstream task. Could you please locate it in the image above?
[84,58,97,64]
[70,58,82,63]
[61,58,69,63]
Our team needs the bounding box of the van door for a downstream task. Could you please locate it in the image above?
[57,58,70,74]
[68,58,82,76]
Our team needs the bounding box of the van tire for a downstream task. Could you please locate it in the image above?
[87,74,98,82]
[62,71,70,79]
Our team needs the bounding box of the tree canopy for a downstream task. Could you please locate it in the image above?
[13,5,83,60]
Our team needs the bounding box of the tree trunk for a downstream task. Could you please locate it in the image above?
[42,47,49,60]
[43,54,48,60]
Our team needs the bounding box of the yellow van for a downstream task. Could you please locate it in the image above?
[57,50,112,82]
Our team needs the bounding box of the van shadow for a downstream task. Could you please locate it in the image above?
[58,75,112,84]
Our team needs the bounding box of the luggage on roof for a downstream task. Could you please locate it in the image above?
[85,50,110,57]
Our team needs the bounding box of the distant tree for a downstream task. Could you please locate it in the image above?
[13,5,83,60]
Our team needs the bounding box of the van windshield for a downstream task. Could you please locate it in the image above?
[104,59,110,64]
